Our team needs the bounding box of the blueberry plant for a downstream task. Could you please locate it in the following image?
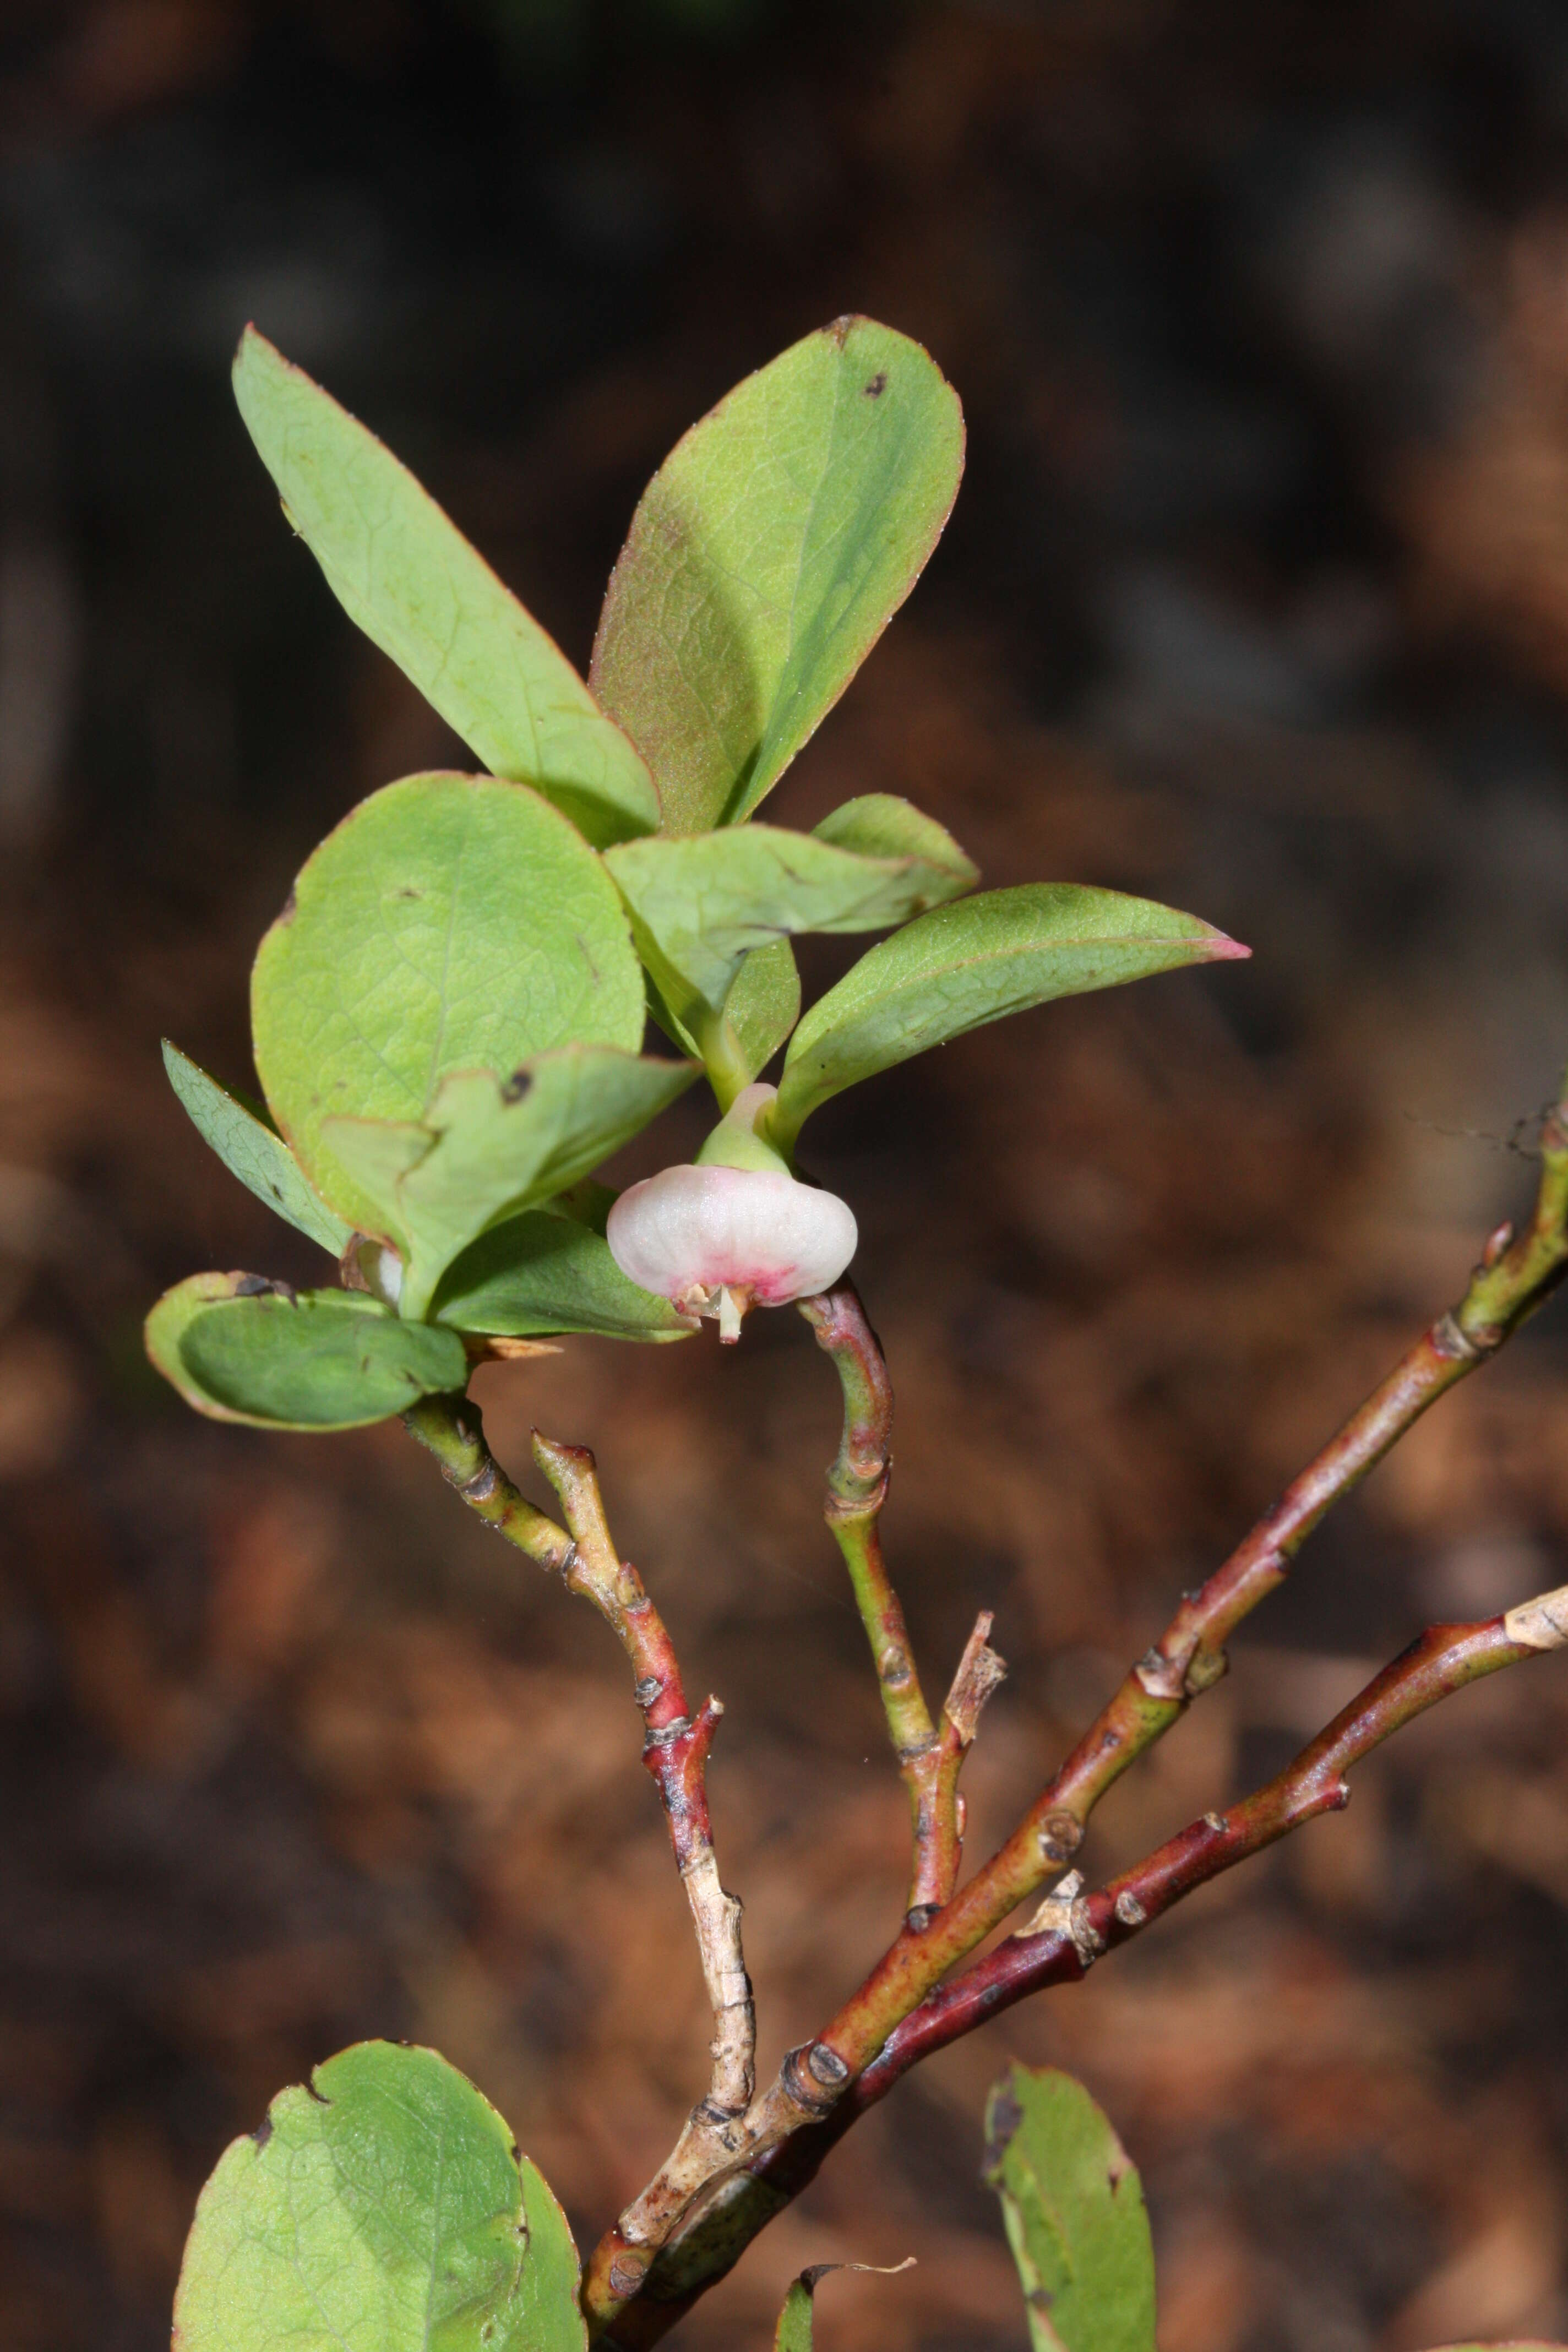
[151,319,1568,2352]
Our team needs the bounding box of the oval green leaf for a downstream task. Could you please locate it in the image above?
[811,793,977,895]
[604,823,971,1054]
[590,317,964,834]
[324,1046,700,1319]
[983,2062,1156,2352]
[433,1207,696,1341]
[173,2039,586,2352]
[145,1272,468,1430]
[233,328,658,846]
[252,774,645,1238]
[162,1041,353,1256]
[773,883,1248,1148]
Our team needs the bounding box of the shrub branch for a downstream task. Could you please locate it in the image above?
[403,1397,755,2321]
[587,1084,1568,2342]
[608,1577,1568,2346]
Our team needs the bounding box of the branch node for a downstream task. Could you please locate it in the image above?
[1202,1810,1228,1833]
[1113,1889,1147,1926]
[1019,1869,1104,1965]
[1505,1581,1568,1651]
[1432,1310,1483,1362]
[1133,1642,1190,1700]
[779,2042,848,2114]
[906,1901,941,1932]
[1037,1810,1084,1866]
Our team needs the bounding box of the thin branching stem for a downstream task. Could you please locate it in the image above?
[799,1286,1004,1921]
[608,1581,1568,2347]
[402,1396,755,2331]
[591,1085,1568,2344]
[801,1090,1568,2086]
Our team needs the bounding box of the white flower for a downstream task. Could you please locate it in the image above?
[606,1086,857,1342]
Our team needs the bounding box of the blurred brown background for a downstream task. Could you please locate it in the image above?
[4,2,1568,2346]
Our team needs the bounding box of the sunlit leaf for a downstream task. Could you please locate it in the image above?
[325,1047,699,1320]
[173,2039,586,2352]
[162,1041,353,1256]
[233,328,658,846]
[145,1272,467,1430]
[604,823,969,1070]
[433,1206,696,1341]
[772,883,1247,1148]
[983,2062,1155,2352]
[590,317,963,833]
[252,773,645,1240]
[811,793,976,899]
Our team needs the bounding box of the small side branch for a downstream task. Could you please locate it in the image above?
[918,1612,1008,1922]
[799,1287,1000,1922]
[402,1399,755,2331]
[403,1393,575,1572]
[853,1574,1568,2091]
[527,1438,755,2326]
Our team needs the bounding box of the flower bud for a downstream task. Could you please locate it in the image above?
[606,1086,857,1342]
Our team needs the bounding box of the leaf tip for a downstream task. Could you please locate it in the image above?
[1203,930,1252,962]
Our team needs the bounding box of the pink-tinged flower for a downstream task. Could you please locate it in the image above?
[606,1087,857,1342]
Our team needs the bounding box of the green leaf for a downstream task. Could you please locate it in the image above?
[773,883,1248,1148]
[162,1041,353,1256]
[252,773,645,1239]
[145,1272,468,1430]
[590,317,964,834]
[603,824,970,1069]
[983,2062,1155,2352]
[774,2261,916,2352]
[324,1047,700,1319]
[640,938,802,1092]
[233,328,657,847]
[433,1207,696,1341]
[173,2039,586,2352]
[812,793,977,899]
[775,2275,824,2352]
[722,937,802,1084]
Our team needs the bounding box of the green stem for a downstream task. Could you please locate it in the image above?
[799,1286,989,1923]
[402,1393,575,1570]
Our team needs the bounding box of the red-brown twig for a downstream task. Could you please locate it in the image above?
[607,1580,1568,2344]
[798,1096,1568,2088]
[402,1398,755,2323]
